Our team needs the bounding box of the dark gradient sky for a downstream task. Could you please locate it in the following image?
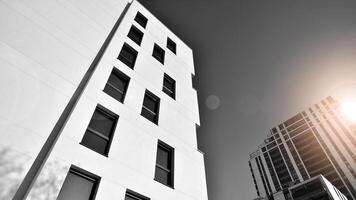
[140,1,356,199]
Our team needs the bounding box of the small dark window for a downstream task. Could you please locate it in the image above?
[154,141,174,188]
[103,68,130,103]
[118,43,138,69]
[163,74,175,99]
[134,12,148,28]
[81,106,118,156]
[141,90,160,124]
[57,166,100,200]
[152,44,165,64]
[272,127,277,133]
[278,124,284,130]
[125,190,150,200]
[166,38,176,54]
[128,25,144,46]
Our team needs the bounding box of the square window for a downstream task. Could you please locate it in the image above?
[103,68,130,103]
[118,43,138,69]
[134,12,148,28]
[57,166,100,200]
[81,106,118,156]
[154,141,174,188]
[128,25,144,46]
[125,190,150,200]
[167,37,176,54]
[152,44,165,64]
[141,90,160,124]
[162,74,175,99]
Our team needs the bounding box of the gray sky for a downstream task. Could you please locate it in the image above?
[140,0,356,199]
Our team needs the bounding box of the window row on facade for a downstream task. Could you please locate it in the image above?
[80,105,175,187]
[104,66,175,124]
[57,104,175,199]
[57,165,153,200]
[117,13,177,103]
[123,12,177,68]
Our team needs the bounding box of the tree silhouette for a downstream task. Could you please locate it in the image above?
[0,147,27,200]
[0,147,67,200]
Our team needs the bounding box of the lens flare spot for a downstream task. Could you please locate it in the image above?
[341,101,356,121]
[206,95,220,110]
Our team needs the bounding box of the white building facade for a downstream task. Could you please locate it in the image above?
[249,97,356,200]
[0,0,208,200]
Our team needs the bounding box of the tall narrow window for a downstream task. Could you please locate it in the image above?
[141,90,160,124]
[80,106,118,156]
[103,68,130,103]
[57,166,100,200]
[134,12,148,28]
[152,44,165,64]
[128,25,144,46]
[155,141,174,188]
[118,43,138,69]
[166,37,176,54]
[162,74,175,99]
[125,190,150,200]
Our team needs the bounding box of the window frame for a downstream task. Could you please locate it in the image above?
[80,105,118,156]
[118,43,138,69]
[141,90,160,125]
[162,74,176,99]
[152,44,165,64]
[103,68,130,103]
[166,37,176,54]
[57,165,101,200]
[134,12,148,28]
[154,140,175,188]
[125,189,150,200]
[127,25,144,46]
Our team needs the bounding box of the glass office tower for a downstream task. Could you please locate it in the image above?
[249,96,356,200]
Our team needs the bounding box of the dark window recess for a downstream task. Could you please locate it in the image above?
[155,141,174,188]
[152,44,165,64]
[272,127,278,133]
[141,90,160,124]
[103,68,130,103]
[57,166,100,200]
[191,74,196,89]
[278,124,284,130]
[125,190,150,200]
[166,37,176,54]
[290,179,326,200]
[80,106,118,156]
[127,25,144,46]
[255,157,269,195]
[118,43,138,69]
[162,74,176,99]
[134,12,148,28]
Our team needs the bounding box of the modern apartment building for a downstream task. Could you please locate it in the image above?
[0,0,208,200]
[290,175,348,200]
[249,96,356,200]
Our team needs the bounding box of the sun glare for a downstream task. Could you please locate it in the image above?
[341,101,356,121]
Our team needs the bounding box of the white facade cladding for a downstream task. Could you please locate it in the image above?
[0,0,207,200]
[249,96,356,200]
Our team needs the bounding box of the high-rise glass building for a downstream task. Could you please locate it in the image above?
[0,0,208,199]
[249,96,356,200]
